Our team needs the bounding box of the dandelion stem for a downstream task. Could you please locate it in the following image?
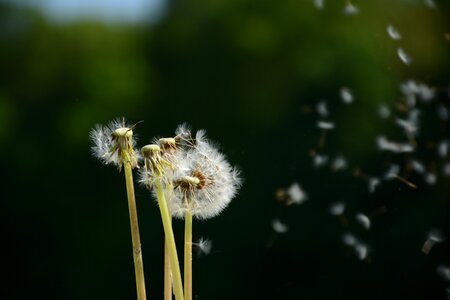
[155,181,184,300]
[184,211,193,300]
[164,234,172,299]
[124,161,147,300]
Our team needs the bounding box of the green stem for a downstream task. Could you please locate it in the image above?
[164,233,172,299]
[124,162,147,300]
[155,181,184,300]
[184,211,193,300]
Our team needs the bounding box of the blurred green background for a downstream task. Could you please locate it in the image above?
[1,0,450,299]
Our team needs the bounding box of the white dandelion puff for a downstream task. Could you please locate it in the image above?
[397,48,412,65]
[90,118,140,171]
[272,218,289,233]
[387,24,401,40]
[355,213,371,230]
[340,87,354,104]
[168,126,242,219]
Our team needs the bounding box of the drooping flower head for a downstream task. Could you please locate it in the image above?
[90,118,140,171]
[167,125,242,220]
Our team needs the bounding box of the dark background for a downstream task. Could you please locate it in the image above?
[1,0,450,299]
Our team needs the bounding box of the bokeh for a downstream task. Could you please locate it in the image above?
[1,0,450,299]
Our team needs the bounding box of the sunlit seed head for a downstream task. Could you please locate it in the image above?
[272,218,289,234]
[387,24,401,40]
[158,137,177,153]
[90,118,140,171]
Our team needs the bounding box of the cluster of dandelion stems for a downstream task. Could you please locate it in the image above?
[91,120,241,300]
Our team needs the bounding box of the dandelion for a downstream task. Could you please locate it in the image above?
[163,125,241,300]
[90,118,146,300]
[397,48,412,65]
[387,24,401,40]
[140,144,184,300]
[340,87,354,104]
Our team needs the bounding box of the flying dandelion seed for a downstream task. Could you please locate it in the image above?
[354,243,369,261]
[330,202,346,216]
[368,177,380,193]
[342,233,357,246]
[410,159,426,174]
[438,141,449,158]
[287,182,307,205]
[355,213,371,230]
[314,154,329,167]
[437,265,450,282]
[424,0,437,9]
[397,48,412,65]
[340,87,354,104]
[384,164,400,179]
[331,155,347,172]
[343,2,359,15]
[272,218,289,234]
[424,173,437,185]
[422,229,446,255]
[387,24,401,40]
[316,101,329,117]
[443,163,450,176]
[401,80,435,103]
[378,105,391,119]
[194,237,213,256]
[317,121,335,130]
[313,0,325,10]
[437,104,449,120]
[377,136,414,153]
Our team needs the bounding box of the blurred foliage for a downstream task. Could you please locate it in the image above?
[1,0,450,299]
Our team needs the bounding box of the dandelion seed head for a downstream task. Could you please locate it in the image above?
[272,218,289,233]
[90,118,140,170]
[168,126,241,219]
[340,87,354,104]
[356,213,371,230]
[330,202,346,216]
[397,48,412,65]
[387,24,401,40]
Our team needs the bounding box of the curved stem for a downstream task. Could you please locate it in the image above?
[184,211,193,300]
[155,181,184,300]
[124,162,147,300]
